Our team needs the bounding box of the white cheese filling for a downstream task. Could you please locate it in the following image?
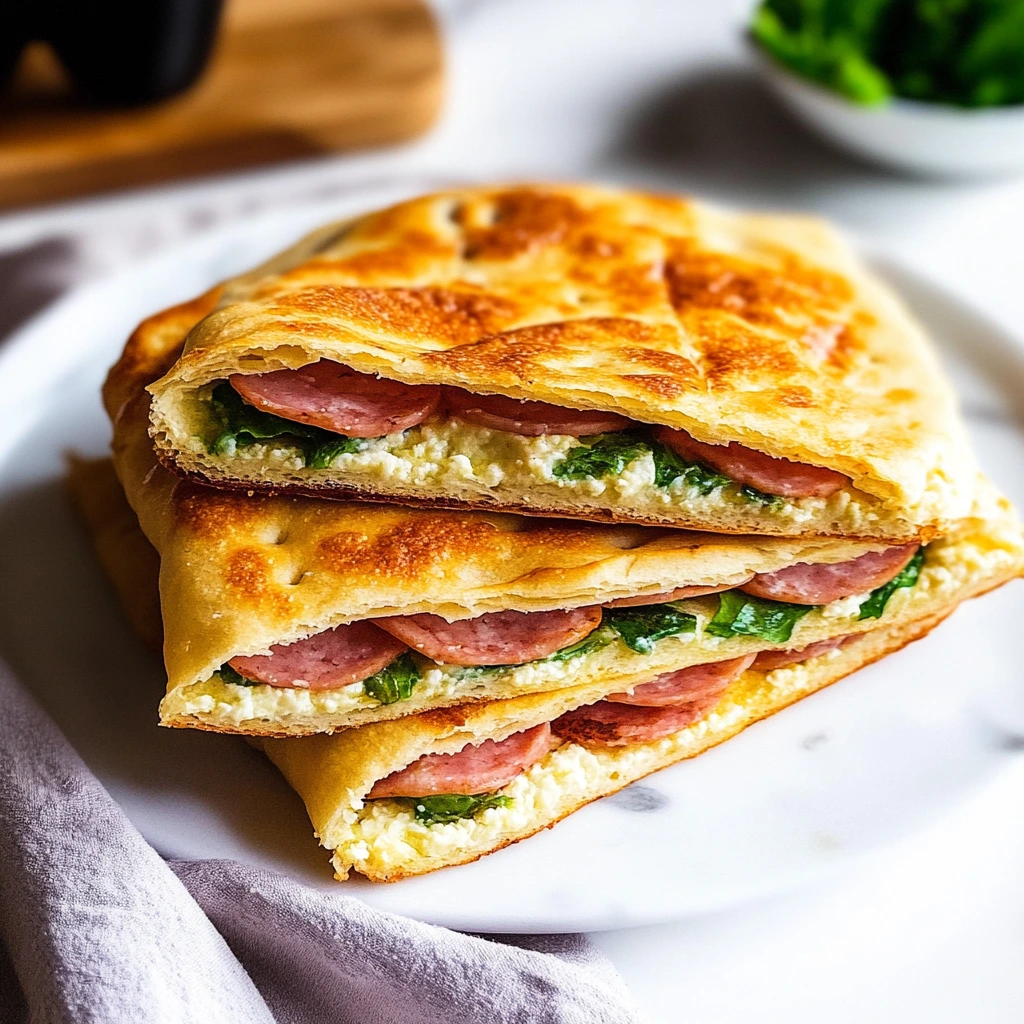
[189,389,884,531]
[344,525,1021,857]
[172,540,961,728]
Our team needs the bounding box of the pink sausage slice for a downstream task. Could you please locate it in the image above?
[374,607,603,667]
[752,635,852,672]
[653,426,849,498]
[230,361,441,437]
[444,387,633,437]
[605,654,756,707]
[740,544,919,606]
[228,621,408,690]
[368,724,555,798]
[553,697,720,747]
[603,582,749,608]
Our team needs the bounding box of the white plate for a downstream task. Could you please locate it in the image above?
[1,194,1023,934]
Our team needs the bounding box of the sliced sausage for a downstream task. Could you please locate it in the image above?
[444,387,632,437]
[228,621,408,690]
[752,635,852,672]
[739,544,919,606]
[605,654,756,707]
[368,724,556,798]
[603,582,749,608]
[653,426,849,498]
[373,606,603,667]
[230,361,441,437]
[553,697,722,747]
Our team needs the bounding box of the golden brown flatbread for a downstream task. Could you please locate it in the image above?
[140,185,976,539]
[105,283,996,736]
[69,454,1022,882]
[261,607,954,881]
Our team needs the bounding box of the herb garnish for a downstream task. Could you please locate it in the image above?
[857,547,926,620]
[706,590,813,644]
[403,792,513,825]
[363,652,421,705]
[604,604,698,655]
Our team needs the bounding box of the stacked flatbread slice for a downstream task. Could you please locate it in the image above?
[90,185,1024,881]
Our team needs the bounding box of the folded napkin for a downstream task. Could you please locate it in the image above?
[0,657,644,1024]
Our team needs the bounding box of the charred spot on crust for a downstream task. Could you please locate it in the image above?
[665,240,853,321]
[220,547,296,617]
[690,317,803,387]
[309,231,459,281]
[173,485,273,541]
[416,705,475,731]
[426,318,690,384]
[316,516,504,580]
[268,285,519,349]
[454,189,586,262]
[777,386,815,408]
[665,238,863,381]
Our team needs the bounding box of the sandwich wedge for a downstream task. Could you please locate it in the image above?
[144,184,976,540]
[103,288,1008,737]
[68,456,1024,881]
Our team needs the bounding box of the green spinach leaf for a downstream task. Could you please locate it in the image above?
[209,381,318,453]
[551,433,649,481]
[217,663,257,688]
[208,381,363,466]
[549,429,737,496]
[542,626,614,663]
[706,590,812,644]
[605,603,698,655]
[739,484,784,508]
[751,0,1024,109]
[305,435,364,469]
[363,652,420,705]
[403,792,513,825]
[857,547,925,620]
[649,440,731,494]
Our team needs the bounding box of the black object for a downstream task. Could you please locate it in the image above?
[1,0,224,107]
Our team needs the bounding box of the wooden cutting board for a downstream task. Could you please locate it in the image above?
[0,0,443,210]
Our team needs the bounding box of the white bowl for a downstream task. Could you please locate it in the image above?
[749,41,1024,177]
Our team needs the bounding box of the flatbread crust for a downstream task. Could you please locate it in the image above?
[262,606,953,881]
[141,185,977,538]
[68,455,1024,881]
[106,291,964,735]
[66,456,163,655]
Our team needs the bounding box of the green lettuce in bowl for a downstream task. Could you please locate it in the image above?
[748,0,1024,175]
[751,0,1024,108]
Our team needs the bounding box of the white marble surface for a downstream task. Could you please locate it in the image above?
[2,1,1024,1019]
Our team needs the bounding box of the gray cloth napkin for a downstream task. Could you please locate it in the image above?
[0,656,645,1024]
